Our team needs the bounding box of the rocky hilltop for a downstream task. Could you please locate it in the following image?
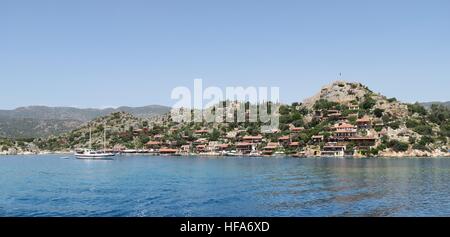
[303,81,408,118]
[1,81,449,157]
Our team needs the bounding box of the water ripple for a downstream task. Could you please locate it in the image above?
[1,155,450,216]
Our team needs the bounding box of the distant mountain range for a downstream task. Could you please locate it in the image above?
[0,105,171,138]
[420,101,450,109]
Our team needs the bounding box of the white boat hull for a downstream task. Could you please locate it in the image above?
[74,152,115,160]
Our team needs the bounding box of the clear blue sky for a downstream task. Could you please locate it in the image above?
[1,0,449,109]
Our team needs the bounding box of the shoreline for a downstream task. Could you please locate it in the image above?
[1,151,449,158]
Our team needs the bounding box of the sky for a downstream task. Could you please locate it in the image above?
[1,0,450,109]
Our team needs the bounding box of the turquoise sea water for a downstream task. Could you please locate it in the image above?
[1,155,450,217]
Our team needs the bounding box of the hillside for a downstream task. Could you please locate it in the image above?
[34,112,169,152]
[0,105,170,138]
[2,81,448,157]
[0,117,81,138]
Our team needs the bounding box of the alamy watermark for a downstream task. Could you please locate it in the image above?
[170,79,280,132]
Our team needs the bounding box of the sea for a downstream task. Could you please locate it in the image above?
[1,155,450,216]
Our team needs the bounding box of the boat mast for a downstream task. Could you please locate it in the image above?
[103,126,106,152]
[89,126,92,150]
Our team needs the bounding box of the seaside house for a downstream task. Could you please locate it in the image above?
[159,148,178,155]
[180,144,191,154]
[320,142,346,157]
[262,142,279,155]
[348,137,376,150]
[195,144,207,153]
[215,144,230,152]
[145,141,162,150]
[236,142,254,154]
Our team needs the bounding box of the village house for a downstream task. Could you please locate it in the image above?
[288,142,300,149]
[320,142,346,157]
[214,144,230,152]
[262,142,279,155]
[193,138,209,145]
[195,144,207,153]
[236,142,254,154]
[153,134,164,140]
[166,140,178,148]
[180,144,191,154]
[348,104,359,110]
[356,117,372,129]
[348,137,376,150]
[289,125,304,134]
[332,122,357,131]
[311,135,324,144]
[332,129,357,141]
[330,122,357,141]
[278,135,290,146]
[145,141,162,150]
[326,109,342,120]
[159,148,178,155]
[373,118,384,130]
[242,135,263,143]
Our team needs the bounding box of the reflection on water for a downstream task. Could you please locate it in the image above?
[1,155,450,216]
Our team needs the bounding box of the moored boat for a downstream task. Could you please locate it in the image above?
[74,126,115,160]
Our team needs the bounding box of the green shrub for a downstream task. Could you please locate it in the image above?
[440,122,450,137]
[377,144,387,151]
[388,140,409,152]
[406,119,419,128]
[412,143,429,151]
[408,102,427,116]
[313,99,340,111]
[413,125,433,136]
[360,95,376,110]
[387,97,397,103]
[369,148,379,155]
[429,104,449,125]
[419,136,434,145]
[388,121,401,130]
[279,105,290,115]
[373,108,384,118]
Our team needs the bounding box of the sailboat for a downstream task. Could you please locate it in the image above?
[74,126,115,159]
